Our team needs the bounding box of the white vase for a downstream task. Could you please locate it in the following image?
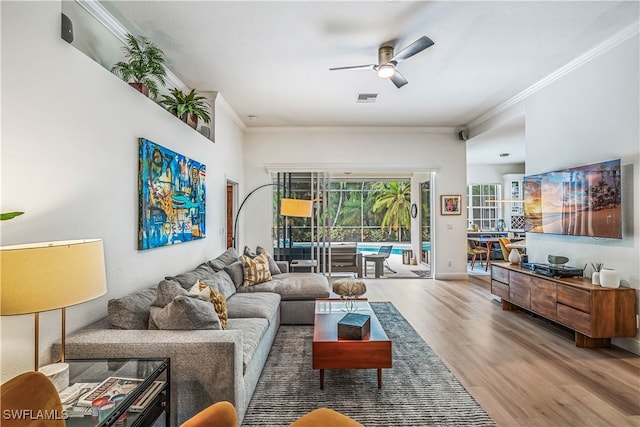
[508,249,521,264]
[599,268,620,288]
[591,271,600,285]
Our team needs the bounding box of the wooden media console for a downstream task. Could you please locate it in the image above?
[491,262,637,347]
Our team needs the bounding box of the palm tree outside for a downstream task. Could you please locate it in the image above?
[371,181,412,240]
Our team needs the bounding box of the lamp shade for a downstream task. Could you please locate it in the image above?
[280,198,313,218]
[0,239,107,315]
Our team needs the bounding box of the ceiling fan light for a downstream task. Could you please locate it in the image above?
[377,64,395,79]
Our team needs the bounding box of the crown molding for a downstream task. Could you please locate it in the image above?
[215,94,247,131]
[467,22,640,130]
[245,126,456,134]
[76,0,187,92]
[265,163,441,174]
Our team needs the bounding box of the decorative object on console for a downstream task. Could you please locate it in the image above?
[232,183,313,249]
[547,255,569,266]
[138,138,206,250]
[591,262,603,285]
[111,33,167,99]
[0,239,107,373]
[508,248,521,264]
[599,268,620,288]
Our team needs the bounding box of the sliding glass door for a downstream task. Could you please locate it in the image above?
[420,177,433,273]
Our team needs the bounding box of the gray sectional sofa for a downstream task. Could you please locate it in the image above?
[59,248,330,425]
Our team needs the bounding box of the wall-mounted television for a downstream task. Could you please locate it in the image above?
[524,159,621,239]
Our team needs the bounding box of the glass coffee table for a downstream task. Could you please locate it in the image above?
[313,299,392,389]
[62,358,169,427]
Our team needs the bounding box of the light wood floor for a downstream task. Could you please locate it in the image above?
[364,274,640,426]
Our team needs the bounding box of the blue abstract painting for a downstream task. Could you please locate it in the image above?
[138,138,206,249]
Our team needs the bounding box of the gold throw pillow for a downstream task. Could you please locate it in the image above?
[242,252,272,286]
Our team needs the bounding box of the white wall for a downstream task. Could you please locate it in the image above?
[524,35,640,353]
[241,129,468,279]
[0,1,244,381]
[467,163,525,185]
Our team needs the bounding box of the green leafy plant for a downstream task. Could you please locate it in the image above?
[111,33,167,98]
[1,212,24,221]
[160,88,211,124]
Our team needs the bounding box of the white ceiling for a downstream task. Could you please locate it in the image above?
[100,1,638,162]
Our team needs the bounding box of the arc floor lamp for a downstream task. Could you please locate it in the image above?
[232,183,313,250]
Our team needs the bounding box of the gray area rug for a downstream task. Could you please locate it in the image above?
[242,302,496,426]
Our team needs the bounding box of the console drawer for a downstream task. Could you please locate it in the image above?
[491,280,509,300]
[531,280,557,320]
[557,284,590,313]
[491,265,509,283]
[557,303,591,335]
[509,271,533,309]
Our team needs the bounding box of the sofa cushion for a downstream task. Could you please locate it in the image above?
[198,270,236,299]
[236,272,330,301]
[226,292,280,324]
[191,281,228,330]
[256,246,282,276]
[226,317,268,373]
[243,246,257,258]
[149,295,222,330]
[107,287,157,330]
[242,253,272,286]
[223,260,244,288]
[208,248,240,271]
[165,262,216,290]
[151,280,189,308]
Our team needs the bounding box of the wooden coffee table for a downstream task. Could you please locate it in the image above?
[312,299,392,389]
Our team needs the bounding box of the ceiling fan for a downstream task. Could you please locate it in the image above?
[329,36,434,88]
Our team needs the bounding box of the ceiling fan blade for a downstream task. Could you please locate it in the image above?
[390,70,408,88]
[329,64,376,71]
[390,36,434,64]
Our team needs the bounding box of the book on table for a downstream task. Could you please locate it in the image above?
[76,376,165,412]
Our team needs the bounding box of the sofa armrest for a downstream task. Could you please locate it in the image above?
[57,321,244,425]
[276,261,289,273]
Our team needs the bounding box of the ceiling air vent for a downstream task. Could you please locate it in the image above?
[356,93,378,103]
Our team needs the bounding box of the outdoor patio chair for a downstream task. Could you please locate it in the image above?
[377,245,396,273]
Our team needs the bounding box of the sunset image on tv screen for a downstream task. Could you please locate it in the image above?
[524,159,621,239]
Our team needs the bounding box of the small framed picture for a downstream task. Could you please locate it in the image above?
[441,195,462,215]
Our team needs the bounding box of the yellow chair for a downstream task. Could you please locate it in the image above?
[181,401,238,427]
[0,371,65,427]
[289,408,364,426]
[498,237,512,261]
[467,240,488,270]
[181,401,363,427]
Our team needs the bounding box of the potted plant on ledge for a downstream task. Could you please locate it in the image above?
[111,33,167,99]
[160,88,212,129]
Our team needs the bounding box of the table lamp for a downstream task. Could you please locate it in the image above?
[0,239,107,378]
